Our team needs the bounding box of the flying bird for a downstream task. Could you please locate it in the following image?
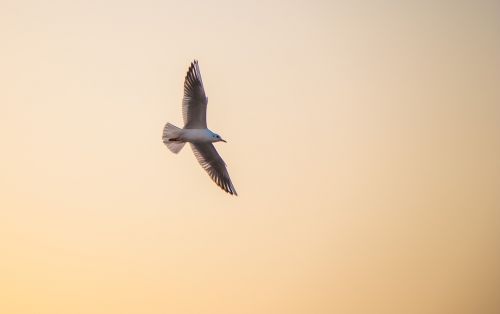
[162,60,237,195]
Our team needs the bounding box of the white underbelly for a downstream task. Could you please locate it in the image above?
[181,128,212,143]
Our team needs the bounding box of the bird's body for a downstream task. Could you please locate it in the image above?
[170,128,222,143]
[162,60,237,195]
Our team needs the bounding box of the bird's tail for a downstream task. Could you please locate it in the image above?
[162,123,186,154]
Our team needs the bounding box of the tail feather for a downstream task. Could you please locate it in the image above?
[162,123,186,154]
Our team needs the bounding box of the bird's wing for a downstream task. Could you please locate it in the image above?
[182,60,208,129]
[190,143,237,195]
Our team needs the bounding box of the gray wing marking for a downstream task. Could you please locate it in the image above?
[190,143,237,195]
[182,60,208,129]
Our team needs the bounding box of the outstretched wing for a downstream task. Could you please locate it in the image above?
[190,143,237,195]
[182,60,208,129]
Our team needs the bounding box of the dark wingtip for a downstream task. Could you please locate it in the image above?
[220,183,237,196]
[185,60,197,82]
[229,185,238,196]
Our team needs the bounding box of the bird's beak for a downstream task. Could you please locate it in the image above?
[221,139,227,143]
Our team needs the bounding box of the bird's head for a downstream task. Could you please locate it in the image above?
[212,133,227,143]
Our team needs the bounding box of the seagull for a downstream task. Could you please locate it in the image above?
[162,60,237,196]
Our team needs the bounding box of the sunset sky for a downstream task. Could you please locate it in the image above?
[1,1,499,313]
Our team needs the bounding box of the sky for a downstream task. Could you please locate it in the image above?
[0,0,499,313]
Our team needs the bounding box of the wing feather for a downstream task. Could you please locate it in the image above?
[182,60,208,129]
[190,143,237,195]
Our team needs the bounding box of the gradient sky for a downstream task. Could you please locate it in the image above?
[1,1,499,313]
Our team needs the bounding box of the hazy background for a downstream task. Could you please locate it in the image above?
[1,1,499,313]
